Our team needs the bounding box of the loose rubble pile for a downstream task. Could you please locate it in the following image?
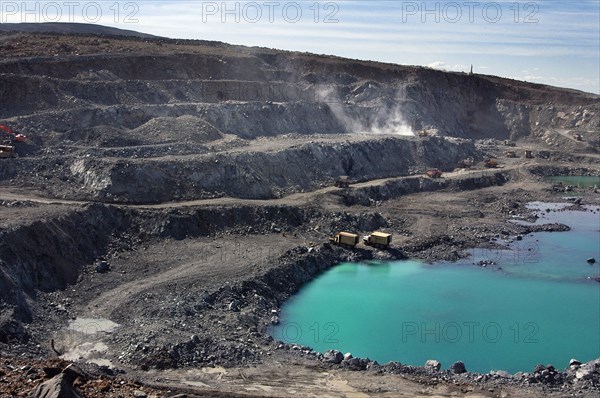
[0,357,165,398]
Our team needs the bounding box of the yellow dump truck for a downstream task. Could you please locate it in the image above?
[457,158,473,169]
[363,232,392,249]
[329,232,359,248]
[484,158,498,168]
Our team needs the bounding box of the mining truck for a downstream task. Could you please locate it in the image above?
[363,231,392,249]
[0,125,27,159]
[329,232,359,248]
[426,169,443,179]
[484,158,498,168]
[457,158,473,169]
[0,145,15,159]
[334,176,351,188]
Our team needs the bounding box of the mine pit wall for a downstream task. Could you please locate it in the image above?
[2,79,597,145]
[0,205,127,301]
[0,137,480,203]
[339,171,511,206]
[2,100,350,141]
[1,51,598,145]
[0,202,386,335]
[0,204,128,342]
[89,136,480,203]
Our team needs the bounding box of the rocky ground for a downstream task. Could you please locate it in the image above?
[0,25,599,397]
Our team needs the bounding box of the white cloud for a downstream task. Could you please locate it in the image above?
[426,62,469,72]
[426,61,446,69]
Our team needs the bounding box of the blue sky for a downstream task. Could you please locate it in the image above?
[2,1,599,93]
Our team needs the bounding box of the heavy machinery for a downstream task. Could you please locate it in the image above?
[426,169,443,179]
[334,176,351,188]
[363,231,392,249]
[328,232,359,248]
[0,125,27,144]
[503,140,516,147]
[525,150,534,159]
[0,125,27,159]
[484,158,498,168]
[504,150,517,158]
[0,145,14,159]
[457,158,473,169]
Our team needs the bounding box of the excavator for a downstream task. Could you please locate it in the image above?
[0,125,27,143]
[0,125,27,159]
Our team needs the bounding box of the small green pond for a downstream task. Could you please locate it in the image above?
[547,175,599,188]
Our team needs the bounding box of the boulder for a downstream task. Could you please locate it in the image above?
[95,260,110,273]
[42,367,62,378]
[450,361,467,374]
[575,359,600,381]
[531,364,562,384]
[0,314,27,343]
[62,364,87,382]
[533,364,546,373]
[382,361,403,373]
[28,373,84,398]
[425,360,441,371]
[342,357,363,370]
[323,350,344,364]
[490,370,511,378]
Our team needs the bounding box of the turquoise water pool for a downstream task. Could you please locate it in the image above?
[272,205,600,373]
